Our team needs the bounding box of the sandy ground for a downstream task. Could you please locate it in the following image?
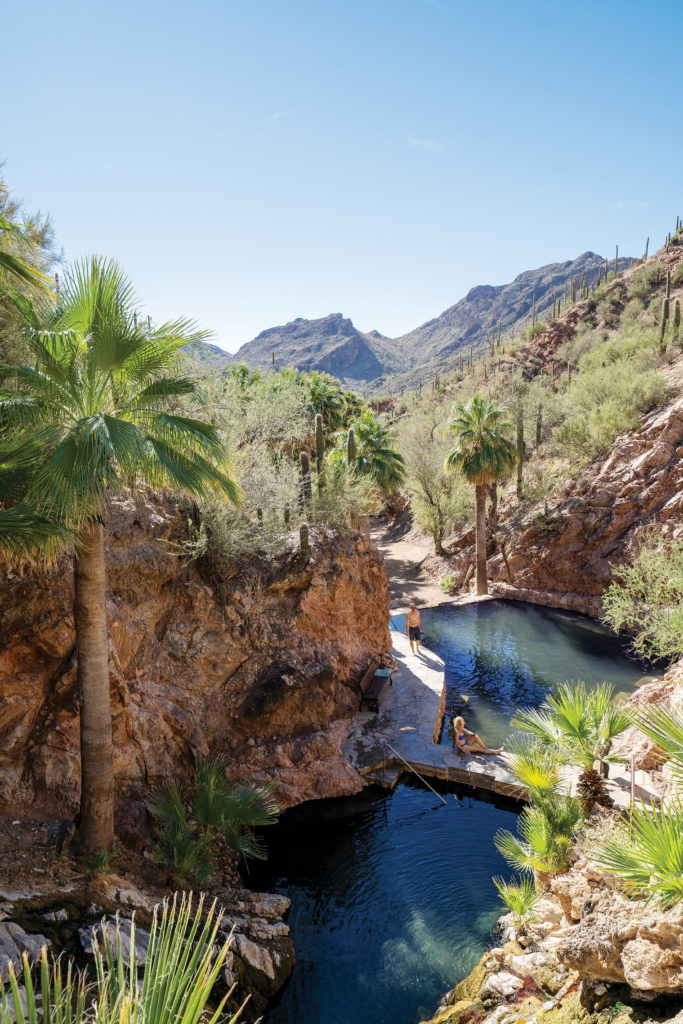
[371,518,447,609]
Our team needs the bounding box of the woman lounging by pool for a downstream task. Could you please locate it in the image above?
[453,715,504,755]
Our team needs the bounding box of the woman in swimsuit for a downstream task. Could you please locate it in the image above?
[452,715,504,755]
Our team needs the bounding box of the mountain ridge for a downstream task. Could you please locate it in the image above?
[211,251,634,386]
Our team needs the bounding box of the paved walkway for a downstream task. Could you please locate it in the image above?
[343,629,527,800]
[343,625,660,809]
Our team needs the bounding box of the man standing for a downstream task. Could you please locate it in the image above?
[404,602,423,655]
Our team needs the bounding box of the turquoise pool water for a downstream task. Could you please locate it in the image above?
[394,599,650,750]
[255,600,649,1024]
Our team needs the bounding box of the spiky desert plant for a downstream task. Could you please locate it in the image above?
[0,257,239,852]
[347,426,357,465]
[97,894,244,1024]
[516,405,524,500]
[300,450,312,506]
[445,395,516,594]
[315,412,325,489]
[512,682,630,808]
[148,785,215,888]
[667,269,672,300]
[673,299,681,344]
[644,237,649,259]
[299,522,309,558]
[660,296,670,351]
[493,876,542,925]
[0,896,244,1024]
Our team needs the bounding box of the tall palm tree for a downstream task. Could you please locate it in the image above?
[444,394,516,595]
[305,371,345,430]
[0,256,239,852]
[512,681,630,808]
[330,409,405,496]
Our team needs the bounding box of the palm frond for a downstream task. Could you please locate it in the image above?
[632,705,683,788]
[586,798,683,908]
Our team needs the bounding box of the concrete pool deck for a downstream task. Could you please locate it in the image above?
[342,607,661,809]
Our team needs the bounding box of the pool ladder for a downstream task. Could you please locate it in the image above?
[382,742,447,806]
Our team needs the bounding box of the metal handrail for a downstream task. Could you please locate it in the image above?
[383,742,447,806]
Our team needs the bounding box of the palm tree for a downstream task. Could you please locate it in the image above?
[496,738,585,883]
[586,706,683,908]
[0,256,239,852]
[444,394,516,595]
[148,753,279,885]
[305,371,345,430]
[330,410,405,495]
[512,682,630,808]
[0,191,51,290]
[0,435,68,562]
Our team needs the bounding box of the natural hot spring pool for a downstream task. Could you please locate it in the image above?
[252,780,517,1024]
[254,600,650,1024]
[395,599,651,750]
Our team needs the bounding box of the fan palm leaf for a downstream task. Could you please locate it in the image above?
[631,706,683,788]
[444,394,516,594]
[586,798,683,909]
[0,255,240,852]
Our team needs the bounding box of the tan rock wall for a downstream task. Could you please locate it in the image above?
[0,494,391,817]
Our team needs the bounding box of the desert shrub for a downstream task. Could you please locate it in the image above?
[673,261,683,286]
[525,322,545,340]
[627,261,662,300]
[602,537,683,663]
[556,364,668,459]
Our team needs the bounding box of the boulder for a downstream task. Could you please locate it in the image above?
[0,922,49,982]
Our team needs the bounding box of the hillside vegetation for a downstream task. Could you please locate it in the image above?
[391,233,683,631]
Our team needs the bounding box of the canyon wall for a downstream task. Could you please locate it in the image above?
[444,393,683,617]
[0,493,391,825]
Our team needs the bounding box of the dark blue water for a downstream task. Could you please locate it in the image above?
[252,781,517,1024]
[394,599,650,749]
[255,601,650,1024]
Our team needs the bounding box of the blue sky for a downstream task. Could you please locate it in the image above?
[4,0,682,352]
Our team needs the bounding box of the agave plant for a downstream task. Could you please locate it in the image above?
[512,682,630,808]
[493,876,542,925]
[0,894,245,1024]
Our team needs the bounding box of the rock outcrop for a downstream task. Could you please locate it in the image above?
[424,856,683,1023]
[0,493,391,818]
[443,393,683,617]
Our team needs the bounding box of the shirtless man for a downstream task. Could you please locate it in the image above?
[404,603,423,655]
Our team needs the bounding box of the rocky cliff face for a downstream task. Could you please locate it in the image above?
[442,392,683,617]
[0,493,391,821]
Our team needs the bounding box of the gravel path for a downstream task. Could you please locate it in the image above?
[371,521,447,609]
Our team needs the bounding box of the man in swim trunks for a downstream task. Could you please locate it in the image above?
[404,603,423,655]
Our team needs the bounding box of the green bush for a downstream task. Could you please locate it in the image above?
[603,537,683,663]
[493,876,542,925]
[627,262,662,301]
[673,261,683,286]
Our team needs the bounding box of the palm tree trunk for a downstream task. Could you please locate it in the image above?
[74,520,114,851]
[475,483,488,595]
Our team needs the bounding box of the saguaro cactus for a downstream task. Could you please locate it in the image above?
[660,297,670,351]
[299,523,309,559]
[347,427,357,466]
[516,405,524,501]
[666,270,672,301]
[536,405,543,450]
[300,450,312,506]
[315,413,325,489]
[673,299,681,343]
